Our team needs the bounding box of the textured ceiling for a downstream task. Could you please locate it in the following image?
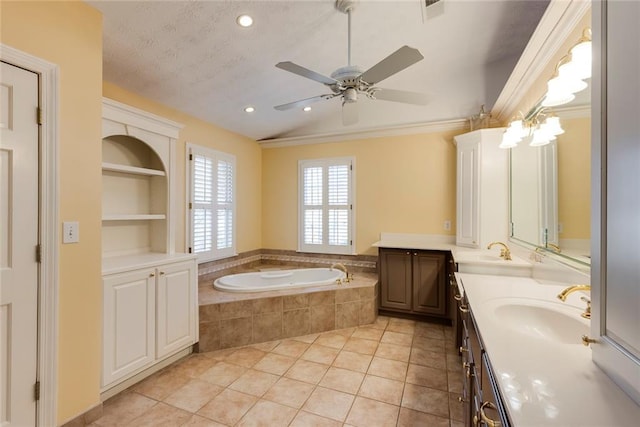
[89,0,550,141]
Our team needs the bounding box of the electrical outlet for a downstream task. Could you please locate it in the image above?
[63,221,80,244]
[444,220,451,231]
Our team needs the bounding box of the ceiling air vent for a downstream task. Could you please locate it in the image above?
[421,0,444,23]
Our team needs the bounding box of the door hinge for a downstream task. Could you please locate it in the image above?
[188,247,192,254]
[34,381,40,401]
[189,202,192,209]
[37,107,43,125]
[350,240,353,246]
[189,154,193,161]
[35,244,42,263]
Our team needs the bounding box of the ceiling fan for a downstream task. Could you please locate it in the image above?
[274,0,428,125]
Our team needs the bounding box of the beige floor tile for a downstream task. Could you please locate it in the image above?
[252,352,297,376]
[181,414,227,427]
[289,411,342,427]
[375,342,411,362]
[352,327,384,341]
[412,336,446,353]
[363,316,389,330]
[133,369,190,401]
[202,347,236,361]
[414,325,445,340]
[332,350,373,373]
[262,377,315,408]
[199,361,247,387]
[315,332,348,349]
[236,399,298,427]
[401,383,450,418]
[410,347,448,370]
[380,331,413,347]
[367,357,408,381]
[197,389,257,426]
[300,344,340,365]
[388,317,416,326]
[406,363,449,391]
[227,347,268,368]
[302,386,356,422]
[163,378,224,413]
[397,407,450,427]
[342,337,379,355]
[249,340,281,352]
[345,396,400,427]
[386,322,416,335]
[228,369,280,397]
[333,327,357,337]
[290,333,320,343]
[95,391,157,426]
[127,402,191,427]
[170,354,218,378]
[285,359,330,384]
[357,375,404,406]
[319,367,365,394]
[271,340,310,358]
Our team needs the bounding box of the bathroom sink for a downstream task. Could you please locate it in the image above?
[484,298,589,344]
[454,250,532,277]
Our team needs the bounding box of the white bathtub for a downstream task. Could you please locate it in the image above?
[213,268,346,292]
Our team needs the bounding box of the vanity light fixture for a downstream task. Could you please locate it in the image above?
[236,14,254,27]
[244,106,255,113]
[499,110,565,149]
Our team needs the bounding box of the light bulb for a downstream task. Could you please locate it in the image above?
[544,116,565,136]
[236,15,254,27]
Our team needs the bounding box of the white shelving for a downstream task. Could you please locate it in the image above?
[102,214,166,221]
[102,162,166,177]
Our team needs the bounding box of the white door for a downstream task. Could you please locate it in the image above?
[156,261,197,359]
[0,62,40,425]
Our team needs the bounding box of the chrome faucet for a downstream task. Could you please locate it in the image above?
[557,284,591,319]
[331,262,352,283]
[487,241,512,261]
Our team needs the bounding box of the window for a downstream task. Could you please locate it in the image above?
[299,157,355,254]
[187,144,236,262]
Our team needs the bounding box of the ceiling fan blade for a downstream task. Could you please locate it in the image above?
[372,88,428,105]
[359,46,424,85]
[274,94,336,111]
[342,101,358,126]
[276,61,338,86]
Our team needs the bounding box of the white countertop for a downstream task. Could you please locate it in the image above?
[103,252,197,275]
[456,273,640,426]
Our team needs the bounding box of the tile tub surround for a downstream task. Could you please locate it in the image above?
[89,317,464,427]
[198,272,379,352]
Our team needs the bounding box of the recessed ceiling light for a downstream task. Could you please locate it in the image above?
[244,106,255,113]
[303,106,312,112]
[236,15,253,27]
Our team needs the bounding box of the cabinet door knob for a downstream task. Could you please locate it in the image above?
[480,402,502,427]
[159,271,165,276]
[406,251,410,255]
[149,273,155,278]
[413,252,417,256]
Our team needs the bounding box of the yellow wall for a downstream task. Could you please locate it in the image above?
[262,131,460,255]
[557,117,591,239]
[102,82,263,254]
[1,1,104,423]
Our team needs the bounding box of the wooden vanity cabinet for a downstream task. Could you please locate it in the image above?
[379,248,450,319]
[455,277,511,427]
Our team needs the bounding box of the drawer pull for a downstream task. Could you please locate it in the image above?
[480,402,502,427]
[459,346,468,353]
[459,305,469,313]
[473,415,479,427]
[454,293,463,301]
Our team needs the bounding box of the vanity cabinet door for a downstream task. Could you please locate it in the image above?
[102,268,156,387]
[379,249,412,311]
[412,252,447,316]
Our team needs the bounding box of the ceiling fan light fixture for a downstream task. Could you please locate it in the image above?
[236,14,254,27]
[244,106,255,113]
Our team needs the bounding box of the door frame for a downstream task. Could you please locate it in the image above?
[1,44,59,426]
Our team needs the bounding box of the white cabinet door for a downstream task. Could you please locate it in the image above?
[456,141,480,247]
[102,268,156,387]
[156,261,197,358]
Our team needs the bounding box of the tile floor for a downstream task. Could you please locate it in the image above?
[91,316,464,427]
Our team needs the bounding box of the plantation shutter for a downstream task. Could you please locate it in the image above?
[299,158,354,254]
[189,145,236,261]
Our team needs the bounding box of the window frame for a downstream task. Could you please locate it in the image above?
[298,156,356,255]
[186,143,237,263]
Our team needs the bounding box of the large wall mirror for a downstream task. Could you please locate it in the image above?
[505,10,592,267]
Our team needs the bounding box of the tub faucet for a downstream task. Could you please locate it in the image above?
[557,284,591,319]
[487,241,512,261]
[331,263,352,283]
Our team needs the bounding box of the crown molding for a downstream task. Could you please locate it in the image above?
[258,118,470,148]
[554,103,591,119]
[102,97,184,139]
[491,0,591,123]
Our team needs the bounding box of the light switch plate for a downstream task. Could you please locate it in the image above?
[444,220,451,231]
[63,221,79,243]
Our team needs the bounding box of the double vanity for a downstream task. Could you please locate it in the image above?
[375,233,640,426]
